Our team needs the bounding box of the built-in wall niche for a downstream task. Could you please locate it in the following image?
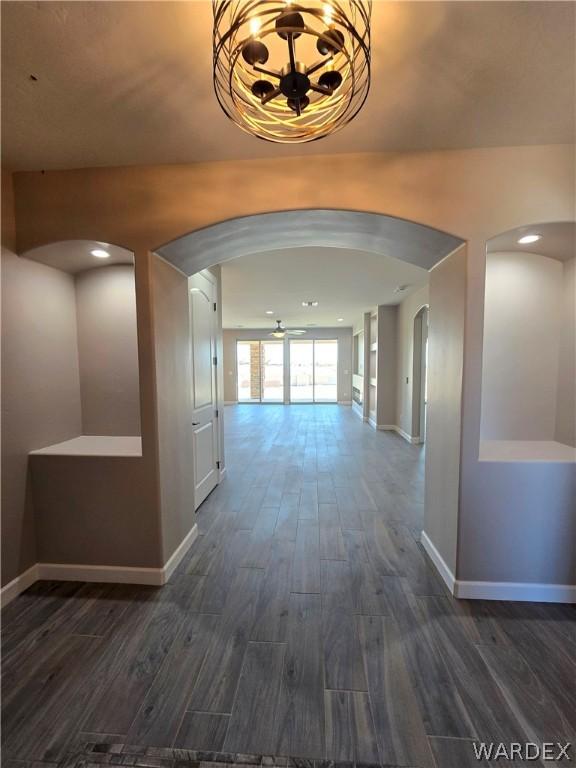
[22,240,141,449]
[352,330,364,409]
[480,222,576,462]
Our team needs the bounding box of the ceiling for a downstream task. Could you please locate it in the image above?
[2,1,573,171]
[23,240,133,274]
[487,222,576,262]
[221,246,428,328]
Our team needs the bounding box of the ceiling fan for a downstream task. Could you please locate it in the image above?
[269,320,307,339]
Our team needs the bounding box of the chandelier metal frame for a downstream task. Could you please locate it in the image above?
[213,1,371,143]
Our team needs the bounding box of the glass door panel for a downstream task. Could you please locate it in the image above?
[237,340,261,402]
[261,341,284,401]
[313,339,338,402]
[290,340,314,402]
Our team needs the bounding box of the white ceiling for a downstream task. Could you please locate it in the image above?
[487,222,576,262]
[221,246,428,328]
[2,1,573,171]
[23,240,133,274]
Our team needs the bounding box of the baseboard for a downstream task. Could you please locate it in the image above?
[394,426,422,444]
[0,525,199,607]
[224,401,238,405]
[218,466,227,482]
[0,564,39,608]
[454,580,576,603]
[376,424,396,431]
[420,531,575,604]
[368,417,377,429]
[338,400,352,405]
[351,402,364,420]
[420,531,456,594]
[36,562,167,586]
[161,523,199,583]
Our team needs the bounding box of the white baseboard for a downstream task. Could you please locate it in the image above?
[394,426,422,444]
[224,401,238,405]
[0,564,39,609]
[36,562,167,586]
[0,524,199,607]
[421,530,576,604]
[338,400,352,405]
[218,466,227,482]
[162,523,199,583]
[420,531,456,593]
[377,424,396,431]
[368,417,377,429]
[454,580,576,603]
[351,402,364,420]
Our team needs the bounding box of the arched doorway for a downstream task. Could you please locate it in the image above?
[412,305,429,444]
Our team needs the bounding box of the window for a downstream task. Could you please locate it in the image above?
[289,339,338,403]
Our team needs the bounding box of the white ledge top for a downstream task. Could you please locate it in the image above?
[30,435,143,457]
[479,440,576,464]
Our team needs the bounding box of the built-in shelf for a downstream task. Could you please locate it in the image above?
[479,440,575,463]
[30,435,142,457]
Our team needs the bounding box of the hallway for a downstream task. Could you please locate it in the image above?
[2,405,575,768]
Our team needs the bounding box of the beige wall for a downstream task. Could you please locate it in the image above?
[151,255,197,562]
[376,306,398,427]
[424,245,467,575]
[556,257,576,447]
[481,251,563,441]
[395,285,430,438]
[8,143,575,590]
[76,264,141,436]
[1,172,82,585]
[223,326,352,403]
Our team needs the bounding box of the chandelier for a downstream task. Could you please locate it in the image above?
[213,1,371,143]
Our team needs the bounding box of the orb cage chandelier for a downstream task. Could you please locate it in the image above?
[213,1,371,144]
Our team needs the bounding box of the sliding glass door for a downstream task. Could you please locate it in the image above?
[289,339,338,402]
[313,339,338,401]
[261,341,284,401]
[289,340,314,402]
[237,340,284,402]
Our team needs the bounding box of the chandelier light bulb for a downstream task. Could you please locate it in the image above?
[249,16,261,37]
[213,0,371,143]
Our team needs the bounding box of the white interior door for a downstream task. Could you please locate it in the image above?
[189,271,218,509]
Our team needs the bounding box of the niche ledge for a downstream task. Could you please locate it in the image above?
[30,435,142,457]
[479,440,576,464]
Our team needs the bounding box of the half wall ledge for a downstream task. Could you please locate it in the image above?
[479,440,576,463]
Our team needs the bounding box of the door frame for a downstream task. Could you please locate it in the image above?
[411,304,429,443]
[189,269,222,509]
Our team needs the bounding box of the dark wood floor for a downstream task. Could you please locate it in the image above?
[2,405,575,768]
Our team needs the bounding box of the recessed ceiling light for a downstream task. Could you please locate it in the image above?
[91,249,110,259]
[265,310,274,315]
[337,318,344,322]
[302,300,319,307]
[517,234,541,244]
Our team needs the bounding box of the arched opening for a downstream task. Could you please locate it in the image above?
[411,305,429,444]
[480,221,575,460]
[12,239,161,573]
[152,209,467,563]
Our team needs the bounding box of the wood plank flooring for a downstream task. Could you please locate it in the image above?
[2,404,575,768]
